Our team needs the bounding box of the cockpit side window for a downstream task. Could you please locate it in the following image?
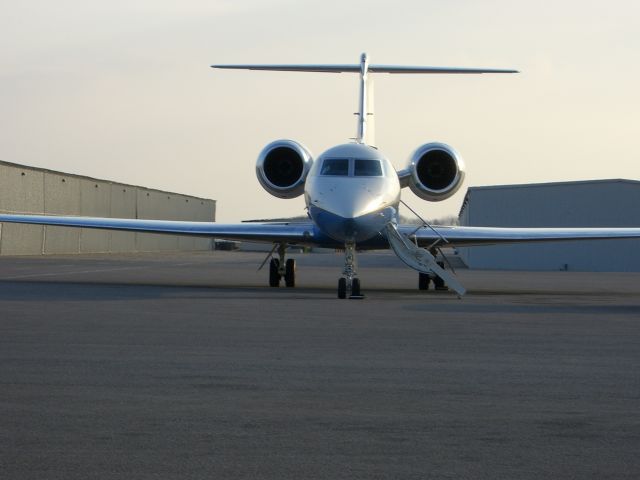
[354,159,382,177]
[320,158,349,176]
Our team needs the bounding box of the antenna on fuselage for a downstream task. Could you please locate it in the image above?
[211,54,518,146]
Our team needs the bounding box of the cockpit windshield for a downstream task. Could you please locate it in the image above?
[354,159,382,177]
[320,158,349,176]
[320,158,382,177]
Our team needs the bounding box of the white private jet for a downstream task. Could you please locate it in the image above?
[2,53,640,298]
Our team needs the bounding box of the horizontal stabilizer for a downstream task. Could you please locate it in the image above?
[212,64,518,75]
[369,65,518,74]
[212,64,360,73]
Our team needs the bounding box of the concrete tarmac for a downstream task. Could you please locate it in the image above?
[1,251,639,479]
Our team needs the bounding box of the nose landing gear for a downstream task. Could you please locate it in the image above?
[338,242,364,299]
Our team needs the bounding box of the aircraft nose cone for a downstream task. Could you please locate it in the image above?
[309,204,395,243]
[306,175,399,244]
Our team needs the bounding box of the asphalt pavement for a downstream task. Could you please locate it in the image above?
[1,251,639,479]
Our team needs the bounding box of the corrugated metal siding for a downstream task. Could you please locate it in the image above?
[458,180,640,271]
[0,160,215,255]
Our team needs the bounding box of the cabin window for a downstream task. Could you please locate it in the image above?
[354,159,382,177]
[320,158,349,176]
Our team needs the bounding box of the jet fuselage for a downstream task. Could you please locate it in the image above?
[304,143,401,244]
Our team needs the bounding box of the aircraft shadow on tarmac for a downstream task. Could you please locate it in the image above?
[0,278,463,302]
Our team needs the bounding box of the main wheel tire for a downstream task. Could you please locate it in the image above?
[434,275,448,291]
[351,277,361,297]
[284,258,296,287]
[434,262,449,290]
[269,258,281,287]
[338,277,347,299]
[418,273,430,290]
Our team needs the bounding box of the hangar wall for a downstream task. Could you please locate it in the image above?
[458,179,640,271]
[0,160,216,255]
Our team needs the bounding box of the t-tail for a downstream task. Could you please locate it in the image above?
[211,53,518,146]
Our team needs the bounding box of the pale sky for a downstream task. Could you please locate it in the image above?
[1,0,639,222]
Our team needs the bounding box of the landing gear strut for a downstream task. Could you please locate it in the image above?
[338,242,363,299]
[269,243,296,288]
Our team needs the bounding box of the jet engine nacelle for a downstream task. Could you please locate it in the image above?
[406,142,465,202]
[256,139,313,199]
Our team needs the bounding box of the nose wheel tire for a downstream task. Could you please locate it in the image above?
[351,278,361,297]
[338,277,362,299]
[338,277,347,299]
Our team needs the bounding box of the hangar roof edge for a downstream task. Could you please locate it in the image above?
[466,178,640,192]
[458,179,640,219]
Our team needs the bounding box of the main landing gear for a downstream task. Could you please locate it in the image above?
[269,243,296,288]
[338,242,363,299]
[418,250,448,291]
[418,270,448,291]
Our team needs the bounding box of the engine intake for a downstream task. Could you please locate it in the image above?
[256,140,313,199]
[407,143,465,201]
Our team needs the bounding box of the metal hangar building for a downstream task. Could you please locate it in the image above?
[0,160,216,256]
[457,179,640,272]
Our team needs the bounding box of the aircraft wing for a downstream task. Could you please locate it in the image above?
[402,225,640,248]
[3,214,640,249]
[0,213,316,244]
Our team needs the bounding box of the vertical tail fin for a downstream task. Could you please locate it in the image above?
[356,53,371,145]
[365,75,375,146]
